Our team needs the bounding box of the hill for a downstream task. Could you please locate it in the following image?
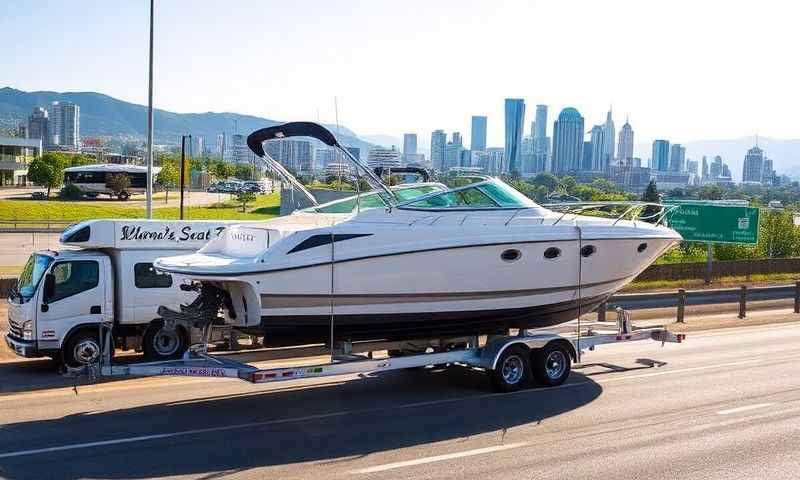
[0,87,372,151]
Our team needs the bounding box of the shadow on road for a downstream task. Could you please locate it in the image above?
[0,367,602,479]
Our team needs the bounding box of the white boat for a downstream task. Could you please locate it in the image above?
[154,122,681,346]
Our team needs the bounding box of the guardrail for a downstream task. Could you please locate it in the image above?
[0,220,74,233]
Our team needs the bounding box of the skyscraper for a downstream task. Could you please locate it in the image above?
[551,107,584,174]
[504,98,526,174]
[616,118,634,165]
[762,158,775,185]
[701,155,709,182]
[470,116,487,152]
[742,145,764,183]
[27,108,49,146]
[60,102,80,148]
[589,125,606,171]
[602,108,615,166]
[652,140,670,171]
[710,155,723,179]
[49,101,63,146]
[444,132,464,171]
[533,105,549,173]
[669,144,686,172]
[402,133,417,160]
[430,130,447,172]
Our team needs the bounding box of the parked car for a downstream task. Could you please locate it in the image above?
[31,192,47,200]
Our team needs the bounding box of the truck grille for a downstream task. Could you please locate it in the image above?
[7,320,23,339]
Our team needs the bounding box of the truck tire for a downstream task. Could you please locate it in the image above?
[143,320,188,360]
[63,330,104,369]
[531,342,572,387]
[491,345,530,392]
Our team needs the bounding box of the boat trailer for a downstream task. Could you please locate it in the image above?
[82,308,684,392]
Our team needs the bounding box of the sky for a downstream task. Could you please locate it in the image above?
[3,0,799,151]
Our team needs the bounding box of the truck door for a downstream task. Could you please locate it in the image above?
[36,259,106,351]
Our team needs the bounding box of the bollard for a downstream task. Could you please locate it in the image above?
[795,281,800,314]
[597,302,607,322]
[677,288,686,323]
[738,285,747,319]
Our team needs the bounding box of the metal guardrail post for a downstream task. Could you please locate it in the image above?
[597,302,607,322]
[677,289,686,323]
[795,281,800,314]
[738,286,747,319]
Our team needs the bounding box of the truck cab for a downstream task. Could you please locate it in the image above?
[5,219,241,367]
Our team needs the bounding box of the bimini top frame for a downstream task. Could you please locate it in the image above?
[247,121,397,207]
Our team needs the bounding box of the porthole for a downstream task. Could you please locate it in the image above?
[580,245,596,257]
[543,247,561,260]
[501,249,522,262]
[637,242,648,253]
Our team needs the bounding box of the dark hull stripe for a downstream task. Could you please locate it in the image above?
[159,236,676,277]
[259,294,609,346]
[260,275,632,308]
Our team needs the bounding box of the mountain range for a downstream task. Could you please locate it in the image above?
[0,87,373,152]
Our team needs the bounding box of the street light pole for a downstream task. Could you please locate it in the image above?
[145,0,155,219]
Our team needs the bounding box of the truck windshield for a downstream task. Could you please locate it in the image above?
[17,254,53,300]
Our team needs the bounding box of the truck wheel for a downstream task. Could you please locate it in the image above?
[143,320,187,360]
[531,342,572,387]
[63,330,104,368]
[491,345,530,392]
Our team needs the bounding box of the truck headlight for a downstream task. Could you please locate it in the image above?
[22,320,33,340]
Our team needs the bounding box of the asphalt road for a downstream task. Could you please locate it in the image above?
[0,322,799,479]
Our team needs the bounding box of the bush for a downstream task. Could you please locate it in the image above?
[236,191,257,212]
[59,183,83,200]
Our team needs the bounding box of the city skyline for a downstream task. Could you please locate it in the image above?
[2,1,798,148]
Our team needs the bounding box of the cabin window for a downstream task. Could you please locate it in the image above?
[134,263,173,289]
[49,261,99,302]
[543,247,561,259]
[580,245,596,257]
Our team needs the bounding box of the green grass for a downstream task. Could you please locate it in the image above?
[0,192,281,222]
[624,272,800,292]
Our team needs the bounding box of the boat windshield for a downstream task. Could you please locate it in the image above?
[16,254,53,301]
[309,184,446,214]
[399,178,538,210]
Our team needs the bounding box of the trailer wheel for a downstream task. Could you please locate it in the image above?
[63,330,104,368]
[143,320,188,360]
[118,191,130,201]
[531,342,571,387]
[491,345,530,392]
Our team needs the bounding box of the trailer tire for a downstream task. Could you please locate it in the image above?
[118,191,130,201]
[531,342,572,387]
[143,320,188,360]
[63,329,105,368]
[491,345,530,392]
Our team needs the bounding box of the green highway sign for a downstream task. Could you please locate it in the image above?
[665,201,760,244]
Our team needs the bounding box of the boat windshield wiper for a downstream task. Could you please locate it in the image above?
[247,121,397,207]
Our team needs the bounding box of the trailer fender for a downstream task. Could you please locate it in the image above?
[481,334,577,370]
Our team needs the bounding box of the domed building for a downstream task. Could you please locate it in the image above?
[551,107,585,174]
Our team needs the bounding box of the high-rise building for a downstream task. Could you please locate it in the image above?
[315,148,337,169]
[60,102,80,148]
[452,132,462,147]
[444,132,464,171]
[49,101,63,146]
[486,148,504,175]
[687,159,699,175]
[762,158,775,185]
[27,108,49,146]
[602,108,615,166]
[589,125,606,171]
[367,146,402,170]
[551,107,584,174]
[230,133,249,164]
[346,146,361,161]
[265,140,313,172]
[470,116,487,152]
[216,134,225,156]
[652,140,670,171]
[701,156,709,182]
[669,144,686,172]
[533,105,549,173]
[402,133,417,159]
[616,118,634,165]
[710,155,723,179]
[582,141,593,171]
[521,136,535,175]
[742,145,764,183]
[430,130,447,172]
[504,98,526,174]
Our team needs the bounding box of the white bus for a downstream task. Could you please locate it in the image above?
[63,164,161,200]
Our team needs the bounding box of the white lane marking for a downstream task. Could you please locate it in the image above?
[350,442,529,474]
[717,403,775,415]
[0,410,351,459]
[596,359,762,383]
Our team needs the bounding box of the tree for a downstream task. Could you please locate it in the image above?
[213,161,235,180]
[531,172,559,193]
[641,180,660,222]
[156,160,180,203]
[27,153,65,197]
[107,173,131,199]
[236,191,256,212]
[234,163,253,180]
[560,176,577,195]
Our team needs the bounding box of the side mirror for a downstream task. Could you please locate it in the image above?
[43,273,55,302]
